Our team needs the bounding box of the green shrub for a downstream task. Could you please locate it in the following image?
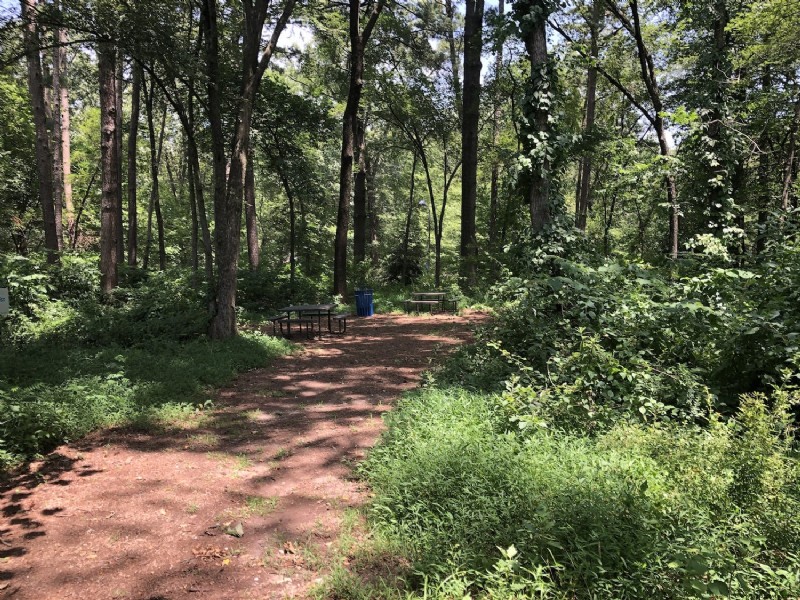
[364,388,800,599]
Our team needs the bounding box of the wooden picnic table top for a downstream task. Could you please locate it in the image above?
[279,303,337,314]
[411,292,446,298]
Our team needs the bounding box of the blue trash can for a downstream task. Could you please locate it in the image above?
[355,288,374,317]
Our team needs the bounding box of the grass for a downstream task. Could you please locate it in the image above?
[0,331,293,467]
[355,387,800,599]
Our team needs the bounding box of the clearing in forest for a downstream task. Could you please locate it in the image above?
[0,312,480,600]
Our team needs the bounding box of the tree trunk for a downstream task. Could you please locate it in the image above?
[367,154,379,266]
[245,145,260,270]
[444,0,462,119]
[116,58,125,265]
[488,0,504,250]
[127,64,141,266]
[99,43,120,293]
[51,5,64,250]
[460,0,484,291]
[782,97,800,211]
[353,117,368,264]
[202,0,297,339]
[524,9,551,232]
[277,171,296,288]
[401,152,418,285]
[21,0,59,263]
[576,0,601,232]
[187,79,214,284]
[57,24,74,246]
[188,148,200,274]
[144,75,166,271]
[333,0,386,298]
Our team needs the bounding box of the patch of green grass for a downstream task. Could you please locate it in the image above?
[0,331,292,467]
[186,503,200,514]
[273,447,292,460]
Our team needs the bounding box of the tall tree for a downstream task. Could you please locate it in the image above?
[514,0,555,232]
[605,0,679,258]
[488,0,505,250]
[460,0,484,290]
[353,116,368,264]
[245,145,259,270]
[98,41,120,292]
[201,0,297,338]
[55,14,74,247]
[127,63,141,266]
[21,0,60,262]
[575,0,602,232]
[333,0,386,298]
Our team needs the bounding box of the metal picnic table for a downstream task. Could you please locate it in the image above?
[278,303,337,337]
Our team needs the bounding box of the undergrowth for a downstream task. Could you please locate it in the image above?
[0,253,293,467]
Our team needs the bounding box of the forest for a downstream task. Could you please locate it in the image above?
[1,0,800,597]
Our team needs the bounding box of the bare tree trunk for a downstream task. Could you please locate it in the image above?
[353,117,367,264]
[401,152,418,285]
[51,5,65,250]
[188,149,200,274]
[186,80,213,284]
[488,0,504,250]
[200,0,296,339]
[57,24,74,246]
[576,0,601,232]
[99,42,120,292]
[333,0,386,298]
[460,0,484,291]
[444,0,462,119]
[367,154,379,266]
[21,0,59,263]
[144,75,166,271]
[127,63,141,266]
[245,145,259,270]
[277,171,297,287]
[115,58,125,265]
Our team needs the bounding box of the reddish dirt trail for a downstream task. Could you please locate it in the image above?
[0,313,481,600]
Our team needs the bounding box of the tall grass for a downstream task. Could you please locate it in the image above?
[363,388,800,599]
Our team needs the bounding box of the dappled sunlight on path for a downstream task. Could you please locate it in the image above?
[0,312,483,600]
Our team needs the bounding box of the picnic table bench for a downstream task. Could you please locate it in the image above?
[275,303,344,338]
[404,292,457,314]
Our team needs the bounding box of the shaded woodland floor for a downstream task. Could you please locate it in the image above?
[0,312,482,600]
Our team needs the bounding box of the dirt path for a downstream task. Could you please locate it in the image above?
[0,313,480,600]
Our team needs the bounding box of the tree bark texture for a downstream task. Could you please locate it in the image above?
[51,8,64,250]
[115,59,125,264]
[576,0,601,232]
[99,43,120,293]
[21,0,60,263]
[56,24,74,246]
[460,0,484,290]
[444,0,462,120]
[353,117,368,264]
[401,152,418,285]
[127,63,141,266]
[367,154,379,266]
[245,145,260,270]
[488,0,504,250]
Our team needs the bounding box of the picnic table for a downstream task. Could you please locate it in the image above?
[277,303,337,337]
[404,292,456,313]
